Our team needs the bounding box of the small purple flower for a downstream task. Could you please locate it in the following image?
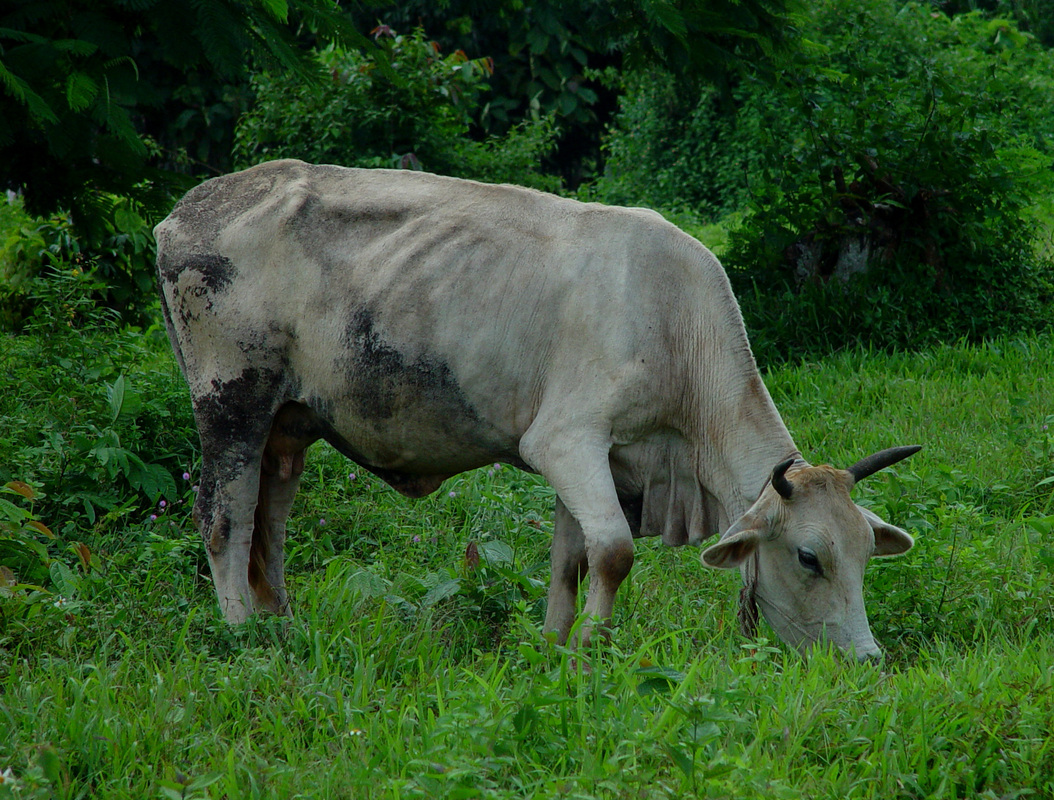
[348,472,357,481]
[192,485,199,493]
[412,535,422,543]
[159,499,167,509]
[319,517,327,526]
[149,514,157,521]
[448,491,457,498]
[182,472,191,481]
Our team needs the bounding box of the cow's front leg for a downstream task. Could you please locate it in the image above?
[544,498,589,644]
[522,428,634,648]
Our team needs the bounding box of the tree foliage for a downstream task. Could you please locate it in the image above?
[2,0,1052,352]
[349,0,798,186]
[719,0,1054,361]
[233,26,560,191]
[0,0,368,228]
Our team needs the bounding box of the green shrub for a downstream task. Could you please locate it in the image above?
[596,1,1054,362]
[0,266,196,538]
[0,197,77,330]
[593,70,765,218]
[723,1,1054,361]
[0,193,159,331]
[233,26,560,191]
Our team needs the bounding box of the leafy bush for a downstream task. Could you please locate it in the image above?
[722,1,1054,361]
[0,197,77,330]
[596,1,1054,362]
[233,26,560,191]
[0,193,159,330]
[593,70,765,218]
[0,266,196,539]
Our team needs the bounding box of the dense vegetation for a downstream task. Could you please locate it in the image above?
[2,0,1054,797]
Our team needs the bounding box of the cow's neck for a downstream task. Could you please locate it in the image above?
[690,346,800,526]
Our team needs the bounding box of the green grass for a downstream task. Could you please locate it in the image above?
[2,315,1053,798]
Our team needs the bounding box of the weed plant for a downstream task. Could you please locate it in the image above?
[1,309,1053,796]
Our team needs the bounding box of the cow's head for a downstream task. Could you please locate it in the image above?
[701,446,920,660]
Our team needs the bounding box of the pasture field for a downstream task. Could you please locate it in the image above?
[1,320,1053,799]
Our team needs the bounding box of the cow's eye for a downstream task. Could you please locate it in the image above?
[797,547,823,575]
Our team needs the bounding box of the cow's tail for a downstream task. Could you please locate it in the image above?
[156,253,190,380]
[248,479,277,609]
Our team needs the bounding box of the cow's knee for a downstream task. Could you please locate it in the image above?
[577,534,634,645]
[592,537,634,591]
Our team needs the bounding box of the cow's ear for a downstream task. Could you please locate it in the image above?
[702,514,765,569]
[857,505,914,557]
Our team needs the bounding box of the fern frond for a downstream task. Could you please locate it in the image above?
[0,58,59,124]
[65,71,99,112]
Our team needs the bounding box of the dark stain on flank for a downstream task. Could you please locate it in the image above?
[157,251,237,293]
[195,367,288,458]
[342,308,480,428]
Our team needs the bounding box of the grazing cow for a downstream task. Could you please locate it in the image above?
[155,159,920,659]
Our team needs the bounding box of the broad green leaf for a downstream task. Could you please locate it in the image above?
[108,375,126,422]
[477,540,514,566]
[664,743,695,779]
[0,498,31,524]
[114,206,145,233]
[421,578,461,607]
[1027,516,1054,536]
[50,560,79,597]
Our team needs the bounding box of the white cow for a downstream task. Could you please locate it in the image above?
[155,159,919,659]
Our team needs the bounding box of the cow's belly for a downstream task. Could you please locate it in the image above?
[283,348,528,497]
[321,401,523,475]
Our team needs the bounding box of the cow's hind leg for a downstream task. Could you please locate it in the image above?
[544,498,589,644]
[251,435,311,615]
[249,402,322,615]
[195,442,267,625]
[191,375,291,624]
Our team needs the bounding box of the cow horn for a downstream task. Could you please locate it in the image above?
[846,445,922,483]
[771,457,796,499]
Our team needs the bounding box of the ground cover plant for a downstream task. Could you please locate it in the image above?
[2,292,1053,797]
